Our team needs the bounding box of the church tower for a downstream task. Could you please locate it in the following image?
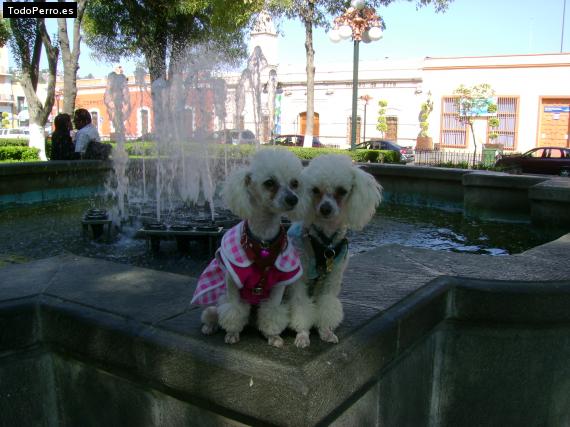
[249,10,278,68]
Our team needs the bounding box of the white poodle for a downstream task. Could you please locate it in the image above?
[191,149,304,347]
[287,154,382,348]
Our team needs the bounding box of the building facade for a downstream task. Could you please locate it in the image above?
[4,20,569,153]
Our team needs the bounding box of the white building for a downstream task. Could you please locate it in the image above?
[239,16,570,153]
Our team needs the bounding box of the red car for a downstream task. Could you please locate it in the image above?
[495,147,570,176]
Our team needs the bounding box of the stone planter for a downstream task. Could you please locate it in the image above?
[416,136,433,150]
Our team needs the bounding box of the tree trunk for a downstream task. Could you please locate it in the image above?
[13,18,59,160]
[57,0,87,115]
[146,46,168,138]
[470,121,477,168]
[302,2,315,148]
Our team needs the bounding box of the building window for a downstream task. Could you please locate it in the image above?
[488,97,518,150]
[440,96,468,148]
[90,111,99,130]
[17,97,25,113]
[140,109,149,135]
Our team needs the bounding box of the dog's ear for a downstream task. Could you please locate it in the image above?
[223,168,253,219]
[345,167,383,230]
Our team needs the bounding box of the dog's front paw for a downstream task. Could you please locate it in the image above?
[319,328,339,344]
[202,324,218,335]
[201,323,218,335]
[225,332,240,344]
[294,331,311,348]
[267,335,284,348]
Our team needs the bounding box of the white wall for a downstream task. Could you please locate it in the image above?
[423,54,570,153]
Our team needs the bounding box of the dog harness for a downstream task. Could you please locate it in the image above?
[191,221,302,305]
[287,222,348,285]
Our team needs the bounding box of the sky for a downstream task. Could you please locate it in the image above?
[6,0,570,77]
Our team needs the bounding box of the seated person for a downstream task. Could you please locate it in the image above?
[50,113,79,160]
[73,108,112,160]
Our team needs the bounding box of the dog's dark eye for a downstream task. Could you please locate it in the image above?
[263,179,276,189]
[290,179,299,189]
[336,187,348,197]
[312,187,321,195]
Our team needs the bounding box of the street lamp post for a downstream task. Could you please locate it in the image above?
[360,94,373,143]
[329,0,383,150]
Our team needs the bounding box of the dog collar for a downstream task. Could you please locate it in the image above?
[242,221,287,266]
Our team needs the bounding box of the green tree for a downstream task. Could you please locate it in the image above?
[2,112,9,128]
[84,0,263,134]
[268,0,454,147]
[8,12,59,160]
[376,99,388,137]
[453,83,496,166]
[0,19,10,47]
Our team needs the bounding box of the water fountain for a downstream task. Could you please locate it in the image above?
[89,40,280,254]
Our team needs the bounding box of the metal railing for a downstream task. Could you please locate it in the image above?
[414,150,484,167]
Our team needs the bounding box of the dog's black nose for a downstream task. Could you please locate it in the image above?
[319,202,332,216]
[285,193,298,207]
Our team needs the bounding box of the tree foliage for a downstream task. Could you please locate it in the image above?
[84,0,264,81]
[453,83,496,163]
[376,99,388,135]
[0,19,10,47]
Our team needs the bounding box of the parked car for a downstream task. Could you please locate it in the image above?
[495,147,570,176]
[355,138,415,163]
[270,134,323,148]
[0,128,30,140]
[209,129,257,145]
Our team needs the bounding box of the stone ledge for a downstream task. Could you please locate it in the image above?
[361,163,468,182]
[529,177,570,202]
[462,171,548,189]
[1,233,570,425]
[0,160,111,177]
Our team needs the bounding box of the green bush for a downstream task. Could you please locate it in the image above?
[0,138,29,147]
[280,146,400,164]
[283,146,350,160]
[97,141,401,164]
[113,141,157,156]
[45,138,52,160]
[0,146,40,161]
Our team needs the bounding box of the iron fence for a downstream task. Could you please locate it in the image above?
[413,150,486,167]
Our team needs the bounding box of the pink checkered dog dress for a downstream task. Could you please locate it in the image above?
[191,221,302,305]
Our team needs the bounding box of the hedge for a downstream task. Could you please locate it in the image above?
[283,146,400,163]
[0,138,401,164]
[0,138,29,147]
[0,146,40,161]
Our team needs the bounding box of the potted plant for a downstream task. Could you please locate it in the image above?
[416,96,434,150]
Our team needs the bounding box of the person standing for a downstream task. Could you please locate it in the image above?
[73,108,111,160]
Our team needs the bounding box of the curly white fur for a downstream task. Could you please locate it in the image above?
[288,154,382,348]
[200,148,303,347]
